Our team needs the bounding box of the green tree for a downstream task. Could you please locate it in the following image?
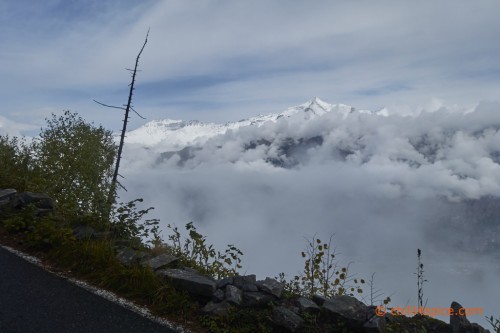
[32,110,117,217]
[0,135,35,190]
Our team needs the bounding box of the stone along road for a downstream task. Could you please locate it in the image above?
[0,246,181,333]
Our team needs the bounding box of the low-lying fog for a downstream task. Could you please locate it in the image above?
[119,101,500,325]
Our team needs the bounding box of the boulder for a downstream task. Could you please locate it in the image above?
[225,285,243,305]
[202,300,233,316]
[216,276,233,289]
[241,291,274,307]
[272,306,304,332]
[116,248,148,266]
[295,296,320,315]
[233,274,256,288]
[450,301,490,333]
[11,192,53,210]
[141,253,179,271]
[322,295,369,325]
[363,313,386,333]
[256,277,285,298]
[212,289,225,302]
[157,268,216,298]
[312,294,328,306]
[0,188,17,201]
[242,284,259,292]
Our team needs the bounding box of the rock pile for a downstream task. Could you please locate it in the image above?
[0,188,53,216]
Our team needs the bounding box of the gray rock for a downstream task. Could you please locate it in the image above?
[312,294,328,306]
[241,291,274,307]
[225,285,243,305]
[256,277,285,298]
[450,301,490,333]
[233,274,256,288]
[0,199,10,209]
[141,253,179,271]
[322,295,369,324]
[11,192,53,210]
[242,284,259,292]
[0,189,17,202]
[272,306,304,332]
[295,296,320,314]
[73,225,95,240]
[216,277,233,289]
[157,268,216,298]
[202,300,232,316]
[116,248,148,266]
[212,289,225,302]
[363,314,386,333]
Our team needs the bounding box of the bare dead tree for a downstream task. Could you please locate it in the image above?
[94,29,149,209]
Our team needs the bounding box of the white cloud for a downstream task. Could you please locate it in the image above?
[116,100,500,326]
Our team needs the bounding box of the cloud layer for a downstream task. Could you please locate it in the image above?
[118,101,500,324]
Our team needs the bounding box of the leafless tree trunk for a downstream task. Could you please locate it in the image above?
[94,29,149,211]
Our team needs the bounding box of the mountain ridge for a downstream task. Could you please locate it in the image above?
[124,98,364,148]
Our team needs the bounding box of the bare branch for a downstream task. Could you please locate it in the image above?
[93,100,126,110]
[130,106,146,119]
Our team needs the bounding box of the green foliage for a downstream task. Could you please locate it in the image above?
[166,222,243,279]
[279,234,365,299]
[110,198,162,248]
[0,135,36,190]
[31,110,116,217]
[2,204,37,232]
[25,215,75,249]
[1,205,74,249]
[486,316,500,333]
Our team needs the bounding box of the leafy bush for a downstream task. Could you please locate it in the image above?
[31,110,116,218]
[278,234,365,299]
[166,222,243,279]
[110,198,162,248]
[25,215,75,249]
[2,204,37,232]
[0,135,36,191]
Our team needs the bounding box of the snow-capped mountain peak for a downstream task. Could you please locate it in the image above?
[125,98,357,149]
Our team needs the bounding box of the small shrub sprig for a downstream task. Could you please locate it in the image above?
[486,316,500,333]
[278,234,365,299]
[110,198,162,248]
[166,222,243,279]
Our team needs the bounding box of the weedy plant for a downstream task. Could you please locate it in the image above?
[415,248,427,308]
[486,316,500,333]
[110,198,162,248]
[278,234,365,299]
[363,272,391,306]
[165,222,243,279]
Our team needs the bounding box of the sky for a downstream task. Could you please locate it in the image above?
[2,0,500,136]
[1,1,500,327]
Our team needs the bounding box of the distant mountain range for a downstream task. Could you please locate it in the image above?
[124,97,391,167]
[125,97,384,149]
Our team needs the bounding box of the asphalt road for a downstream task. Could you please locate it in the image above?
[0,246,180,333]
